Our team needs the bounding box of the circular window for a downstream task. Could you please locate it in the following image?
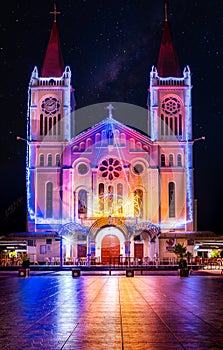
[133,163,144,175]
[161,97,181,115]
[99,158,122,180]
[77,163,88,175]
[41,97,60,115]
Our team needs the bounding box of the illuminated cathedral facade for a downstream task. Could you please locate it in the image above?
[25,6,197,264]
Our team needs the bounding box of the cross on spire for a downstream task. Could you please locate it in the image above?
[164,2,168,21]
[50,3,61,22]
[106,104,114,118]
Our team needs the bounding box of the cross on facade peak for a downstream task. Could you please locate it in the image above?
[50,3,61,22]
[106,104,115,118]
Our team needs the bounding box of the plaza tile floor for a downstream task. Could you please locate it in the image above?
[0,270,223,349]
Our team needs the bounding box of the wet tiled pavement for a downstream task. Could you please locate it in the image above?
[0,270,223,350]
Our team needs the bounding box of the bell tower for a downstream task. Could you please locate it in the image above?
[148,2,194,232]
[26,4,76,231]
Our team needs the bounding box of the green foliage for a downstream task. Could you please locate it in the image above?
[173,243,187,258]
[1,196,26,233]
[21,253,29,261]
[210,250,220,258]
[173,243,189,270]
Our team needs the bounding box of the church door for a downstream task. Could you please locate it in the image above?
[134,243,143,264]
[101,235,120,265]
[77,244,87,258]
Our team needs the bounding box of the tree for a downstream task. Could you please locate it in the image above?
[173,243,187,258]
[173,243,188,270]
[2,197,26,233]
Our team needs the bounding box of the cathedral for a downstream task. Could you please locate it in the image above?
[23,5,199,265]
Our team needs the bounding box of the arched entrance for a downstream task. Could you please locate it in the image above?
[101,235,120,265]
[95,226,125,264]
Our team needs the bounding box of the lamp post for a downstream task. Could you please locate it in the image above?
[60,235,63,268]
[16,136,31,144]
[192,135,205,231]
[192,136,205,143]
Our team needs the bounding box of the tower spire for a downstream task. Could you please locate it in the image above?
[157,2,181,77]
[41,3,64,77]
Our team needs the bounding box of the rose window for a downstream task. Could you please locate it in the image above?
[161,97,181,115]
[99,158,122,180]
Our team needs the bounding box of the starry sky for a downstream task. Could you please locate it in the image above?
[0,0,222,234]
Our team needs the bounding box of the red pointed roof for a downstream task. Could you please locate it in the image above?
[157,4,181,78]
[41,21,64,77]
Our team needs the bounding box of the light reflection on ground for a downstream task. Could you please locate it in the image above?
[0,271,222,349]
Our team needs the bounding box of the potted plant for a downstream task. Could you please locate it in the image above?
[18,253,30,277]
[173,243,189,277]
[21,253,30,268]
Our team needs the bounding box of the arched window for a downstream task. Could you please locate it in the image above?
[40,114,43,136]
[99,183,104,211]
[136,141,142,151]
[56,154,60,166]
[40,154,44,166]
[169,154,174,167]
[53,117,57,135]
[129,138,135,151]
[95,133,101,146]
[161,114,164,135]
[170,118,173,135]
[44,117,48,135]
[117,183,123,214]
[174,117,178,135]
[79,142,85,151]
[101,130,107,146]
[169,182,175,217]
[177,154,182,167]
[161,154,165,167]
[86,138,92,151]
[165,117,168,135]
[108,185,114,211]
[58,114,61,135]
[46,182,53,218]
[161,96,182,137]
[134,189,143,218]
[120,133,126,146]
[107,129,114,145]
[179,115,182,135]
[78,189,87,217]
[114,130,120,145]
[49,117,52,135]
[48,154,52,166]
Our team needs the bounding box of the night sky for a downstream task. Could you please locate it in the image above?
[0,0,222,234]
